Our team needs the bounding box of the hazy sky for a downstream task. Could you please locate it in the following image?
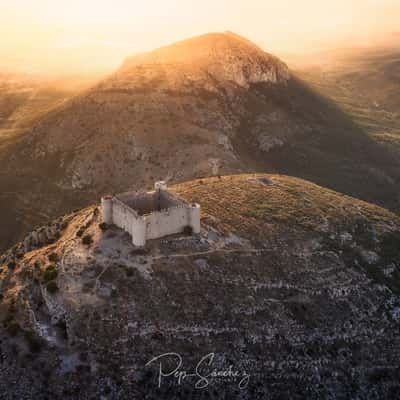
[1,0,399,75]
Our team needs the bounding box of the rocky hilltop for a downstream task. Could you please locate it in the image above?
[1,175,400,399]
[1,31,399,252]
[121,31,290,87]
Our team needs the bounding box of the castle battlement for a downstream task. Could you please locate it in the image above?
[101,181,200,246]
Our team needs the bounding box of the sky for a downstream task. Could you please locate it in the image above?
[0,0,399,75]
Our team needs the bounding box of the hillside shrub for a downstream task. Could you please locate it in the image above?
[76,228,85,237]
[48,252,58,262]
[7,261,16,270]
[46,281,59,294]
[43,265,58,283]
[99,222,108,231]
[60,221,69,230]
[20,267,33,280]
[6,320,20,337]
[24,330,43,353]
[82,234,93,246]
[381,231,400,262]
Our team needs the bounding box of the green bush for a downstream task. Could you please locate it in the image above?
[82,234,93,246]
[60,221,69,230]
[20,268,33,280]
[46,281,58,294]
[43,265,58,283]
[381,231,400,262]
[6,321,20,336]
[76,228,85,237]
[99,222,108,231]
[48,252,58,262]
[7,261,16,270]
[24,330,43,353]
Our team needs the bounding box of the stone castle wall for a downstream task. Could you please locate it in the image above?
[101,184,200,246]
[146,205,192,240]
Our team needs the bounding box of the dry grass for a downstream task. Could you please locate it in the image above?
[174,174,399,239]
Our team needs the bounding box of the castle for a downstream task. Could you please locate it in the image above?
[101,182,200,246]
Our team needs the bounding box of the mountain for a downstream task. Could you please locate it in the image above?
[0,175,399,399]
[1,32,399,252]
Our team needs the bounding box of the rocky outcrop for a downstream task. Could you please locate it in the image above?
[121,32,290,88]
[0,215,73,266]
[257,134,285,152]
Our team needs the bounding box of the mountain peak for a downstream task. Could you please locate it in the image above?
[119,31,290,87]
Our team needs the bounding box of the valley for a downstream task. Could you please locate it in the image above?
[296,45,400,152]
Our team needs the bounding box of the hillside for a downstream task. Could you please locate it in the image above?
[0,72,89,136]
[296,45,400,155]
[0,75,65,153]
[1,32,400,252]
[0,175,400,399]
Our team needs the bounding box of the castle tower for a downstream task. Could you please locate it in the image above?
[188,203,201,234]
[132,217,146,247]
[154,181,167,211]
[154,181,167,191]
[101,196,113,224]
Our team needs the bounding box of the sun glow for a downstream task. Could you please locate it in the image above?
[1,0,399,75]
